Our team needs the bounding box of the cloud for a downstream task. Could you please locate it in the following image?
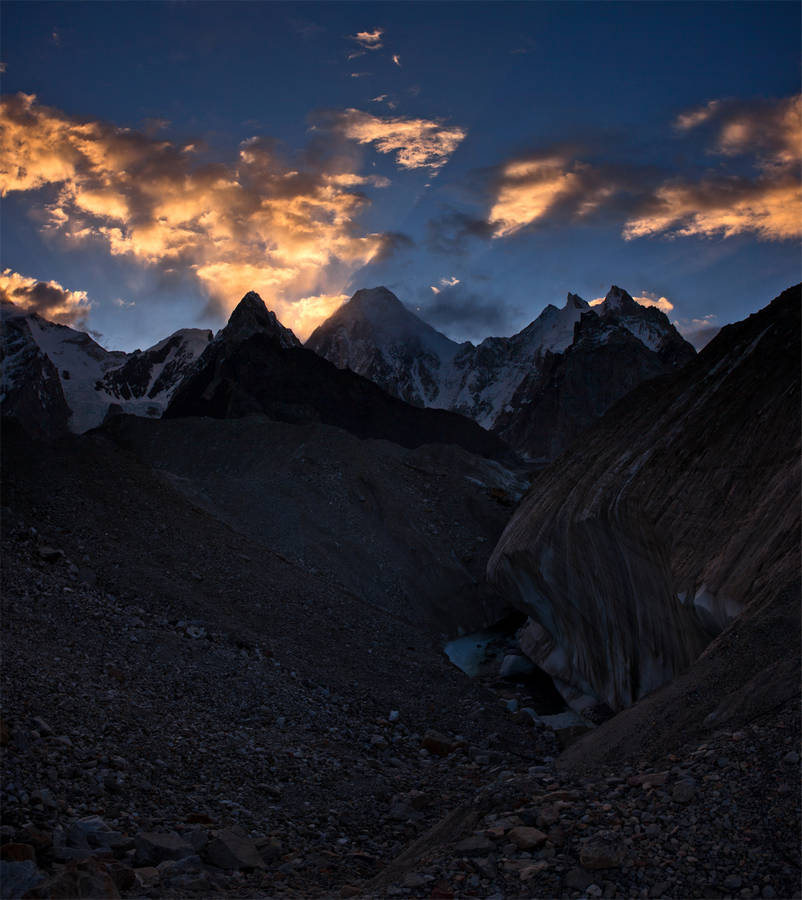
[392,54,401,67]
[589,291,674,312]
[372,230,414,261]
[486,153,620,237]
[626,94,801,241]
[0,93,401,338]
[370,94,387,103]
[322,108,467,171]
[417,281,519,342]
[0,63,6,74]
[350,29,383,50]
[426,209,495,254]
[0,268,91,327]
[113,297,136,308]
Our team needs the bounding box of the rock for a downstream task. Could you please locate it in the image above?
[0,859,45,898]
[724,874,743,890]
[30,788,58,809]
[0,717,9,746]
[206,827,266,870]
[507,826,547,850]
[672,780,696,804]
[627,772,668,788]
[38,546,64,562]
[27,859,121,899]
[455,835,495,857]
[389,710,400,722]
[133,866,160,887]
[782,750,799,764]
[564,867,594,890]
[0,844,36,862]
[31,716,53,736]
[500,654,536,679]
[520,861,548,880]
[134,832,194,866]
[579,833,624,869]
[422,730,458,757]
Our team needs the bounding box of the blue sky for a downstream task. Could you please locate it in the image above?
[1,1,799,350]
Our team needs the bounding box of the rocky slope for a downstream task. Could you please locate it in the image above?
[165,292,510,460]
[488,284,801,714]
[0,299,211,435]
[100,412,527,634]
[307,286,695,460]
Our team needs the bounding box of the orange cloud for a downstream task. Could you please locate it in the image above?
[0,268,91,326]
[350,29,383,50]
[627,94,802,240]
[326,108,467,172]
[590,291,674,312]
[0,93,395,336]
[488,155,613,237]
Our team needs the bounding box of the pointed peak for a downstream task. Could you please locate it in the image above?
[222,291,300,348]
[348,286,404,309]
[602,285,638,313]
[565,292,588,310]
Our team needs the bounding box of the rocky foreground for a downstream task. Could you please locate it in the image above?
[1,422,799,899]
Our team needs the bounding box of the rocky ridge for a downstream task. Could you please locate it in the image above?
[0,299,210,436]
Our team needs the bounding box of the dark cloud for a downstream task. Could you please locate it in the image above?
[373,231,415,262]
[426,209,494,255]
[417,282,521,342]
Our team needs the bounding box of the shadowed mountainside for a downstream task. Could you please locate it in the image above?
[489,284,801,714]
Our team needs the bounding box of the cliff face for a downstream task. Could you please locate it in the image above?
[488,285,801,712]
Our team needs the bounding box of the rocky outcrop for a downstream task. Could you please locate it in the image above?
[488,285,801,712]
[166,291,511,460]
[492,310,674,461]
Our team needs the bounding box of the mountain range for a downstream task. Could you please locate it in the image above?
[307,285,696,459]
[1,283,696,463]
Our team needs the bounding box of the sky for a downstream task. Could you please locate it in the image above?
[1,1,800,351]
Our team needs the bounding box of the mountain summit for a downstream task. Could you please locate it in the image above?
[221,291,301,348]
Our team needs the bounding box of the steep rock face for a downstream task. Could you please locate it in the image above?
[488,285,801,712]
[166,292,511,459]
[492,311,674,462]
[0,301,210,434]
[0,303,71,439]
[96,328,213,404]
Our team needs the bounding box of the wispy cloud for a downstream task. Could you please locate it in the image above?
[321,108,467,172]
[349,29,383,51]
[0,93,397,338]
[392,54,401,67]
[487,153,617,237]
[625,94,801,241]
[0,268,92,327]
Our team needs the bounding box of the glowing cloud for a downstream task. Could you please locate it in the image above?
[0,268,91,326]
[627,94,802,240]
[590,291,674,312]
[488,155,611,237]
[0,93,395,336]
[350,29,383,50]
[392,54,401,67]
[327,108,467,171]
